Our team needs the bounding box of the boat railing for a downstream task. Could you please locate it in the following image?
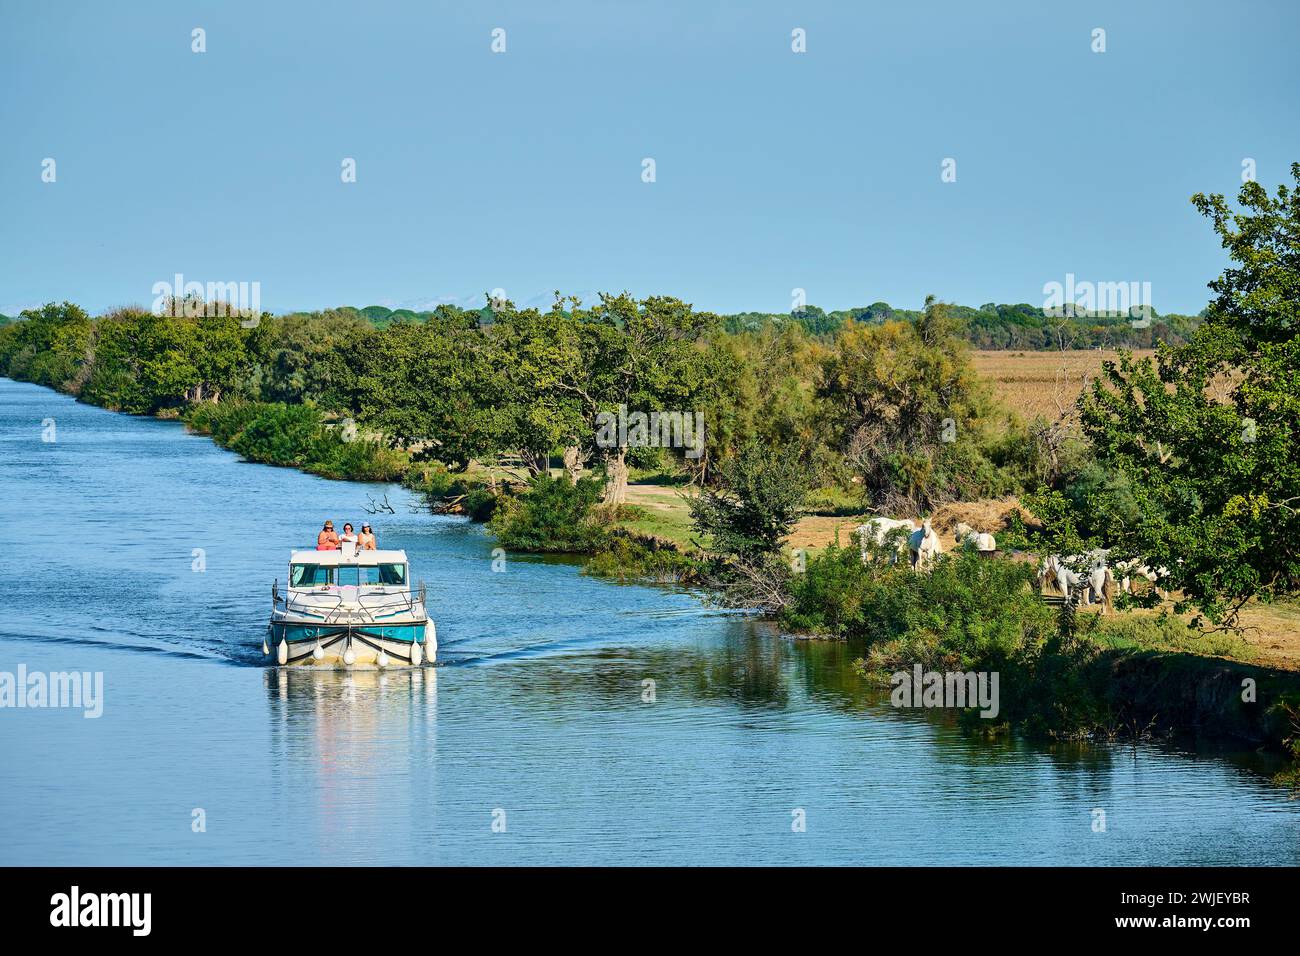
[273,579,424,623]
[356,588,424,618]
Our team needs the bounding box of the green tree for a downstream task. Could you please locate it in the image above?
[0,302,92,390]
[817,296,1003,513]
[687,439,810,610]
[688,439,808,562]
[487,297,589,477]
[1079,164,1300,625]
[325,312,502,470]
[543,293,718,504]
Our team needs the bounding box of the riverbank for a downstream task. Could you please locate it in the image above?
[6,376,1297,866]
[8,375,1300,771]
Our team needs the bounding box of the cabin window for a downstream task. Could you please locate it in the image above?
[336,566,360,587]
[378,563,406,585]
[290,564,332,586]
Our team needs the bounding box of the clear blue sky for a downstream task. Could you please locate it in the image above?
[2,0,1297,317]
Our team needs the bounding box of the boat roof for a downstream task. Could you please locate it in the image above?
[289,549,408,565]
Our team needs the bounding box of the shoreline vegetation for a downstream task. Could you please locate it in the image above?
[3,170,1299,783]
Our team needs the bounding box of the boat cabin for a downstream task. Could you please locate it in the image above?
[286,549,411,591]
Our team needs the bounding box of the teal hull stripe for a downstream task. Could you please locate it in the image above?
[270,622,425,644]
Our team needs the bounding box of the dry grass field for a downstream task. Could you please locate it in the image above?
[972,349,1156,422]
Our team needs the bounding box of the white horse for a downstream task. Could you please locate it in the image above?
[954,521,997,554]
[1113,558,1170,599]
[857,517,916,564]
[1040,551,1115,611]
[1038,554,1081,598]
[908,518,943,571]
[1084,562,1117,614]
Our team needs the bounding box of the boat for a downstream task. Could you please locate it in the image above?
[264,547,436,667]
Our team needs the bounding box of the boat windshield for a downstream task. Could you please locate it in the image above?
[290,563,406,587]
[376,563,406,585]
[290,563,332,586]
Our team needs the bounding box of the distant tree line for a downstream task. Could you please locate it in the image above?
[722,300,1203,349]
[275,299,1203,350]
[0,291,1053,513]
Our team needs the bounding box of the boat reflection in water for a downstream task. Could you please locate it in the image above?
[262,667,438,859]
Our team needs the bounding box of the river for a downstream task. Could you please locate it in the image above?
[0,377,1296,865]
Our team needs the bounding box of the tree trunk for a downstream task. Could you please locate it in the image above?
[563,445,584,484]
[519,450,546,477]
[602,447,628,505]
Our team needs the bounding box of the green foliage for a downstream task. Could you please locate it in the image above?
[688,439,809,562]
[461,487,501,522]
[1075,165,1300,625]
[488,473,609,553]
[402,465,505,519]
[321,312,501,470]
[183,401,407,481]
[0,302,92,393]
[584,529,704,584]
[239,310,372,404]
[786,547,1053,667]
[228,403,325,466]
[817,296,1016,513]
[722,299,1201,349]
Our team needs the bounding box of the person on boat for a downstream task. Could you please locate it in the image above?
[340,522,358,557]
[358,524,377,550]
[316,521,340,551]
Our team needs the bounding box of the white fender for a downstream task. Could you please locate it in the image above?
[410,639,423,667]
[425,620,437,658]
[377,648,389,668]
[277,639,288,666]
[262,637,269,656]
[342,641,356,667]
[312,642,324,662]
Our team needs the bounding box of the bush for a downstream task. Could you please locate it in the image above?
[584,529,704,584]
[462,487,501,522]
[183,401,407,481]
[787,547,1053,673]
[488,473,609,552]
[228,403,323,465]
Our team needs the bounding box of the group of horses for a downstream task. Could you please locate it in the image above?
[1037,551,1169,613]
[856,516,995,572]
[855,517,1168,612]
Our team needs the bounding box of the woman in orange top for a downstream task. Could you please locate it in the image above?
[316,521,340,550]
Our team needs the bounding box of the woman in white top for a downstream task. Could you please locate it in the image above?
[339,522,358,558]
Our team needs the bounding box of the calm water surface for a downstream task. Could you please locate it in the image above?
[0,377,1296,865]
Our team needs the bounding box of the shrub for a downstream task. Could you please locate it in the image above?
[787,547,1052,670]
[184,401,407,481]
[488,473,608,552]
[584,530,704,584]
[228,403,324,466]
